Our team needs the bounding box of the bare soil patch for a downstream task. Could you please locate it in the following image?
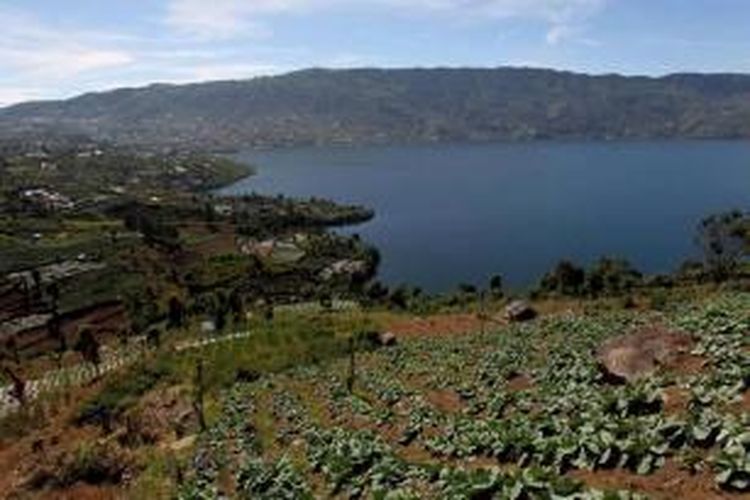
[506,373,534,392]
[662,386,690,416]
[570,460,732,500]
[384,313,485,338]
[426,389,463,414]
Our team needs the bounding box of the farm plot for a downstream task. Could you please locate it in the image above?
[180,295,750,499]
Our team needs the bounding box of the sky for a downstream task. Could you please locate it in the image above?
[0,0,749,106]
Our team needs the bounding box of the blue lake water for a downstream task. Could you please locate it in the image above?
[221,141,750,292]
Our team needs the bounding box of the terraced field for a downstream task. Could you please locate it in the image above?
[179,295,750,499]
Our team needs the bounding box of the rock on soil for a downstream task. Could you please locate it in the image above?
[597,327,693,383]
[504,301,538,322]
[378,331,397,346]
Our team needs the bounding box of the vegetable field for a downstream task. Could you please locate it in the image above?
[180,295,750,499]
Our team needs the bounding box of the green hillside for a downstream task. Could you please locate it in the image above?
[2,68,750,149]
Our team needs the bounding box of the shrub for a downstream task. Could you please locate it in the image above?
[537,260,586,296]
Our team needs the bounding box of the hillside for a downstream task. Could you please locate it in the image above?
[2,68,750,149]
[2,292,749,498]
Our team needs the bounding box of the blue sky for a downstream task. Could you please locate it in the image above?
[0,0,749,106]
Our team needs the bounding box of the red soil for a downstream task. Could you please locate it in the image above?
[570,460,733,500]
[384,313,486,338]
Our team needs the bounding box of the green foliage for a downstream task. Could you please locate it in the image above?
[538,260,586,296]
[237,457,312,499]
[489,274,504,297]
[696,210,748,282]
[586,258,642,297]
[536,257,641,298]
[437,466,582,499]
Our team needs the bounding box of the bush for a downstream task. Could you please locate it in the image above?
[696,210,747,282]
[585,257,642,297]
[537,260,586,297]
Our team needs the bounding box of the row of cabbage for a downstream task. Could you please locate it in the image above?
[181,294,750,496]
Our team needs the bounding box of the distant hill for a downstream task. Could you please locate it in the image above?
[2,68,750,149]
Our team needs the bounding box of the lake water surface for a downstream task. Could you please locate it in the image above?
[221,141,750,292]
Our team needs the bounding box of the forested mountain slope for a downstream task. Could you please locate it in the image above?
[2,68,750,149]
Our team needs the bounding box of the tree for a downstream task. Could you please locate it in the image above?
[123,206,181,250]
[389,286,409,310]
[489,275,503,297]
[203,202,216,224]
[585,257,642,297]
[31,269,42,301]
[47,309,66,357]
[365,281,389,302]
[213,291,229,332]
[696,210,747,282]
[47,282,60,310]
[538,260,585,296]
[75,328,101,375]
[262,297,274,322]
[167,297,186,329]
[319,292,333,311]
[677,260,707,283]
[146,327,162,349]
[229,290,244,325]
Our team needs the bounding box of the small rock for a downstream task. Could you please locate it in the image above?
[504,301,537,322]
[378,331,397,347]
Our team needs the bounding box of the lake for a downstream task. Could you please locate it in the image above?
[220,141,750,292]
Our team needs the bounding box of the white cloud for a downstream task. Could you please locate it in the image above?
[0,7,134,80]
[546,23,575,45]
[165,0,315,39]
[1,47,133,80]
[165,0,607,42]
[419,0,605,46]
[400,0,603,20]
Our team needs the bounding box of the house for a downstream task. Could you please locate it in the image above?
[213,203,233,216]
[21,188,75,211]
[319,259,368,281]
[240,238,306,263]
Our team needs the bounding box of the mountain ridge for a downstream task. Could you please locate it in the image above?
[2,67,750,149]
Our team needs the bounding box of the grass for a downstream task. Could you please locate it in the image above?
[72,310,371,431]
[127,450,183,500]
[166,314,357,392]
[76,356,172,426]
